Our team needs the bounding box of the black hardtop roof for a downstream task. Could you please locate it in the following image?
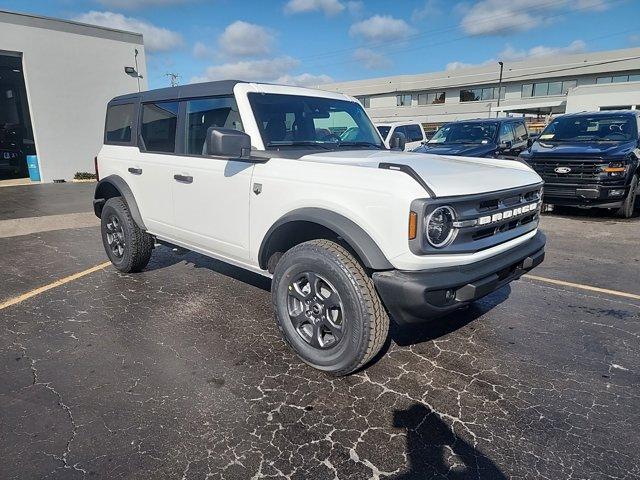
[109,80,245,105]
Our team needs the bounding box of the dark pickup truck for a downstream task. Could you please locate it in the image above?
[519,111,639,218]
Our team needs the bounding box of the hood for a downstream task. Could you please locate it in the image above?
[298,150,541,197]
[529,140,637,158]
[413,142,496,157]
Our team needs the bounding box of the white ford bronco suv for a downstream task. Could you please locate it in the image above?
[94,81,546,376]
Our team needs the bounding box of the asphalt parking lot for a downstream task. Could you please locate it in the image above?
[1,183,638,480]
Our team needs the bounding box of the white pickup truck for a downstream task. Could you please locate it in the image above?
[94,81,546,375]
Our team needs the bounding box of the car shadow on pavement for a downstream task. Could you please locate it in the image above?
[144,246,272,291]
[390,285,512,347]
[391,404,507,479]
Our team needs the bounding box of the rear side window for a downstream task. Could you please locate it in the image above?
[185,97,243,155]
[141,101,179,153]
[405,124,424,142]
[105,103,135,144]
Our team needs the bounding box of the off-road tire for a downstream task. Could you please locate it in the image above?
[618,174,639,219]
[272,239,389,376]
[100,197,154,273]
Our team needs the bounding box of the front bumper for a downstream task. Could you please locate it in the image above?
[543,182,628,208]
[372,231,546,325]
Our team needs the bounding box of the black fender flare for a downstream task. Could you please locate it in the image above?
[259,207,394,271]
[93,175,147,230]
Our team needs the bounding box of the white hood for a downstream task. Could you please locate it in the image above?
[299,150,542,197]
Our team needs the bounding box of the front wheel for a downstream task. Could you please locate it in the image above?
[271,239,389,376]
[618,175,639,219]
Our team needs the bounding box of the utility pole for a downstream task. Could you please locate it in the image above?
[496,61,504,118]
[165,73,180,87]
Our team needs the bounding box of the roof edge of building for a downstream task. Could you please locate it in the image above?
[0,9,144,45]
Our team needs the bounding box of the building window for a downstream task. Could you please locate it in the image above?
[597,73,640,84]
[141,101,179,153]
[418,92,445,105]
[357,96,370,108]
[460,86,505,102]
[396,94,412,106]
[522,80,577,98]
[105,103,135,144]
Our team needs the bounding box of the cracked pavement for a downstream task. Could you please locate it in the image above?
[1,185,639,479]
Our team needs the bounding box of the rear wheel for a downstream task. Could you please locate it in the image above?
[100,197,154,272]
[618,175,639,218]
[272,239,389,376]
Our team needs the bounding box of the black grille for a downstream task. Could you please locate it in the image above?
[543,185,578,197]
[526,159,605,184]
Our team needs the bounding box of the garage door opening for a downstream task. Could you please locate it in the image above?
[0,53,36,180]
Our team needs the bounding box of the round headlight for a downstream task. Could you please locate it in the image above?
[426,206,456,248]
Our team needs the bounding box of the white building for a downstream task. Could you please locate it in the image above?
[322,47,640,128]
[0,10,147,182]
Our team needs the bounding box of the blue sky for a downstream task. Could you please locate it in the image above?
[3,0,639,89]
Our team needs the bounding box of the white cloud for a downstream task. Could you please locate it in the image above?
[499,40,586,61]
[459,0,611,36]
[193,41,210,60]
[349,15,416,42]
[191,56,331,86]
[446,40,588,70]
[218,21,274,57]
[74,11,183,52]
[353,48,391,70]
[412,0,441,22]
[284,0,345,16]
[97,0,190,8]
[275,73,334,87]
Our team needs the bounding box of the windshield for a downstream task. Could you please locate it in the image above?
[428,122,498,144]
[538,114,638,143]
[377,126,391,139]
[248,93,384,149]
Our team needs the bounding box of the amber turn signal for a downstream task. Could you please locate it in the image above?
[408,211,417,240]
[603,167,625,173]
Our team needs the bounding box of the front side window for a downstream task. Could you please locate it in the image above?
[141,101,179,153]
[185,97,243,155]
[377,126,391,139]
[105,103,135,143]
[538,114,638,143]
[248,93,384,149]
[499,123,515,143]
[428,122,498,144]
[405,124,424,142]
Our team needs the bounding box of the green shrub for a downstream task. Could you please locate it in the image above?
[74,172,97,180]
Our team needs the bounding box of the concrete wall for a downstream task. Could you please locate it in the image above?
[0,12,147,182]
[566,82,640,113]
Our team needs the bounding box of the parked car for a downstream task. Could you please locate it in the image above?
[519,111,639,218]
[376,121,426,151]
[413,118,530,160]
[94,81,546,375]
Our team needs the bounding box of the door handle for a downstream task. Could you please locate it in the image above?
[174,174,193,184]
[128,167,142,175]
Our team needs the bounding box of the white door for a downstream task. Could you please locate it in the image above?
[169,97,253,262]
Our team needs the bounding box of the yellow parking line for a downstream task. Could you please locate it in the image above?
[523,274,640,301]
[0,261,112,311]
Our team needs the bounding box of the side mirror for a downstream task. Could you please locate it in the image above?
[499,140,512,151]
[390,131,406,151]
[206,127,251,158]
[527,138,534,148]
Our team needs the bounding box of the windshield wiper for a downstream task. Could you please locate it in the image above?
[336,141,383,149]
[266,141,332,150]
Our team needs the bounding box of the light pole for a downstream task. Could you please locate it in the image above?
[496,61,504,118]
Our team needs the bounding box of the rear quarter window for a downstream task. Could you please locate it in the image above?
[105,103,135,144]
